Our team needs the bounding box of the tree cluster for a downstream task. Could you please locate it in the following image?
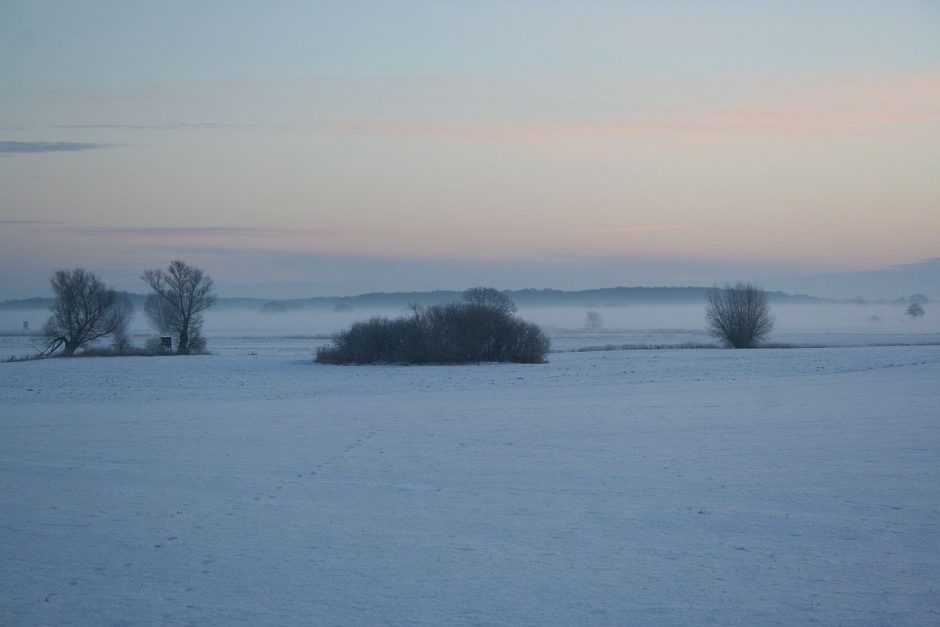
[316,288,550,364]
[40,260,215,356]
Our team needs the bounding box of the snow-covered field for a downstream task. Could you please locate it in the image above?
[2,336,939,625]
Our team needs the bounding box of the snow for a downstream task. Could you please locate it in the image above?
[2,338,940,624]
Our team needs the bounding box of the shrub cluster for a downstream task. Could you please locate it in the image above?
[316,302,550,364]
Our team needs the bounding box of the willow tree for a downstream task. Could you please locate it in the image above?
[141,260,216,354]
[41,268,133,356]
[705,282,774,348]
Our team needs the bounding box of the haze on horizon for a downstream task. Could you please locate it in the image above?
[1,1,938,300]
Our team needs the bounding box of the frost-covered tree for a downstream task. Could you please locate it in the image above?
[705,282,774,348]
[141,260,216,354]
[41,269,133,356]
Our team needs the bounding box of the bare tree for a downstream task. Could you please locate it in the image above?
[585,311,603,330]
[462,286,517,313]
[905,302,926,318]
[141,260,216,354]
[705,282,774,348]
[40,269,133,356]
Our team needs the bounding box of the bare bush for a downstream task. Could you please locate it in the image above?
[316,299,549,364]
[705,282,774,348]
[144,336,171,354]
[142,260,216,354]
[111,331,132,354]
[40,269,133,356]
[68,345,155,358]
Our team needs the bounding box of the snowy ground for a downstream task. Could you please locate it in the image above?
[2,340,939,625]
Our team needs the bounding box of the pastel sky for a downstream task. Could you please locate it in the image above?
[2,1,939,298]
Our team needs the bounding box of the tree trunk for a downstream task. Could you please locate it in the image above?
[177,326,190,355]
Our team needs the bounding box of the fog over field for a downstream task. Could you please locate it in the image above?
[3,299,939,361]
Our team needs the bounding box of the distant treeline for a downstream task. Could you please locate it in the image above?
[287,287,826,310]
[0,287,929,312]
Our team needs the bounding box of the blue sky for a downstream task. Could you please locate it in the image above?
[1,1,939,298]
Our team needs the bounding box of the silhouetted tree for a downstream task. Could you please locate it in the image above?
[705,282,774,348]
[462,286,517,313]
[40,269,133,356]
[585,311,603,330]
[905,302,926,318]
[141,260,216,354]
